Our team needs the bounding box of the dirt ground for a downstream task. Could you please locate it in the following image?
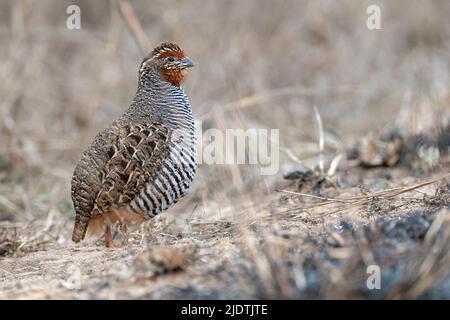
[1,0,450,299]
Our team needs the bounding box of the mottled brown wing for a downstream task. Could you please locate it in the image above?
[93,122,171,215]
[72,122,171,241]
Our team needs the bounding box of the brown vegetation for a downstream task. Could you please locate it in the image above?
[0,0,449,299]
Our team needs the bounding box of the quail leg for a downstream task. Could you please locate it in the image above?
[105,225,118,248]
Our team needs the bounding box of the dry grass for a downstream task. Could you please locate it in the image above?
[0,0,450,299]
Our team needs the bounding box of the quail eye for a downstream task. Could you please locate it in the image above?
[167,56,175,62]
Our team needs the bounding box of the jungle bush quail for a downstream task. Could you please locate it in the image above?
[71,42,196,247]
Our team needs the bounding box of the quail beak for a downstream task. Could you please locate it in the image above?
[180,56,194,69]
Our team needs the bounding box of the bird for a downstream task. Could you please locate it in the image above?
[71,42,197,247]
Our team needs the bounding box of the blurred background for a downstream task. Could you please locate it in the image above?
[0,0,449,226]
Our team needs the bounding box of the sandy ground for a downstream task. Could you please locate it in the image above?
[1,0,450,300]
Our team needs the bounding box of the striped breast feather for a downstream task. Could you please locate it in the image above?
[90,122,172,217]
[130,133,197,218]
